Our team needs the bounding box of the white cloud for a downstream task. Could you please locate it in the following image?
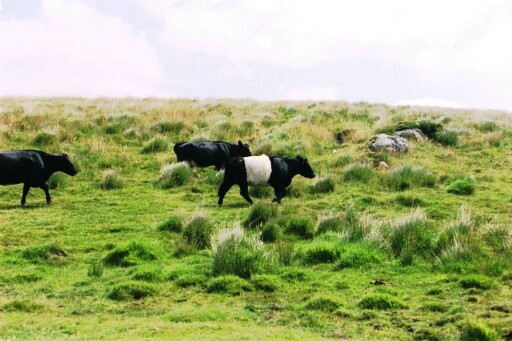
[395,98,467,109]
[0,0,168,97]
[279,86,339,101]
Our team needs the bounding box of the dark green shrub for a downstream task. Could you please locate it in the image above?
[357,295,405,310]
[260,223,282,243]
[388,165,436,191]
[305,296,340,312]
[303,242,340,265]
[278,106,299,119]
[22,243,67,262]
[460,321,497,341]
[157,216,183,233]
[311,177,335,194]
[436,131,459,146]
[141,137,168,153]
[286,217,315,239]
[183,213,214,250]
[3,300,43,312]
[447,177,475,195]
[244,202,277,229]
[33,132,57,146]
[396,120,442,139]
[206,275,253,295]
[159,163,192,188]
[103,241,159,267]
[108,282,157,300]
[251,275,281,292]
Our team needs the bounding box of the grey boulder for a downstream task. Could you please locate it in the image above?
[369,134,409,153]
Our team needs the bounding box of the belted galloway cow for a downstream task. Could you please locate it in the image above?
[218,154,315,205]
[173,140,251,170]
[0,150,78,205]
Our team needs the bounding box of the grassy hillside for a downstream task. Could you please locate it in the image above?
[0,97,511,340]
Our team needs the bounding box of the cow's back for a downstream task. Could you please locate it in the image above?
[0,151,43,185]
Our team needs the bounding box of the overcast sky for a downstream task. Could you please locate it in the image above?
[1,0,511,111]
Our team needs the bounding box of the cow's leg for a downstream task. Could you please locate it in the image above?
[238,180,253,205]
[218,180,234,206]
[271,186,286,204]
[21,183,30,206]
[40,183,51,204]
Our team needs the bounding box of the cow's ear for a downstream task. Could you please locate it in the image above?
[238,140,243,146]
[296,155,303,161]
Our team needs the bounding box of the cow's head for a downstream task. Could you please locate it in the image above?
[237,140,252,157]
[296,156,315,178]
[59,154,78,176]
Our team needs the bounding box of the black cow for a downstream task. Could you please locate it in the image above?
[173,140,251,170]
[0,150,78,206]
[218,155,315,205]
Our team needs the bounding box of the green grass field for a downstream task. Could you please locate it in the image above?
[1,97,511,340]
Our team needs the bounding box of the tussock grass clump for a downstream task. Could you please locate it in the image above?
[159,163,192,189]
[249,186,273,198]
[3,300,44,312]
[32,132,57,146]
[87,262,104,278]
[244,202,277,229]
[395,120,442,139]
[447,177,475,195]
[387,209,433,265]
[131,266,164,282]
[459,275,496,290]
[175,274,208,288]
[336,242,386,269]
[101,170,123,190]
[157,215,183,233]
[460,321,497,341]
[316,215,343,235]
[286,216,315,239]
[357,295,405,310]
[151,121,185,135]
[251,274,281,292]
[395,194,425,207]
[211,224,266,278]
[335,155,353,167]
[206,275,253,295]
[343,164,375,183]
[260,223,282,243]
[475,121,500,133]
[183,212,215,250]
[303,242,341,265]
[141,137,168,153]
[311,177,335,194]
[108,282,157,300]
[22,243,67,263]
[103,241,159,267]
[436,131,459,146]
[387,165,436,191]
[274,241,294,266]
[305,296,341,312]
[47,173,67,190]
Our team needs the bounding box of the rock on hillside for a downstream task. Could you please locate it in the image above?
[397,128,426,141]
[369,134,409,153]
